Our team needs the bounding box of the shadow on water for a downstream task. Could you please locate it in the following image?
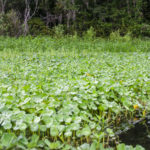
[119,117,150,150]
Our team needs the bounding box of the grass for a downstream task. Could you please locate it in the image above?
[0,36,150,52]
[0,36,150,149]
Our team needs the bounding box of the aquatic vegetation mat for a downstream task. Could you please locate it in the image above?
[0,50,150,149]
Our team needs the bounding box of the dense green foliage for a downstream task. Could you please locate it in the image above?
[0,35,150,52]
[0,37,149,149]
[0,0,150,37]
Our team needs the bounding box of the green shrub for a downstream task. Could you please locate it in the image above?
[131,23,150,37]
[83,26,96,40]
[28,18,51,36]
[72,31,78,39]
[109,30,132,42]
[0,10,23,37]
[109,30,121,41]
[0,14,9,35]
[53,24,64,38]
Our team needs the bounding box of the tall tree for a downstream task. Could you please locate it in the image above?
[23,0,39,35]
[0,0,7,14]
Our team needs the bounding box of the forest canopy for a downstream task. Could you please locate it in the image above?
[0,0,150,37]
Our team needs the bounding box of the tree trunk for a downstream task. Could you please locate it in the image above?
[0,0,7,14]
[58,13,62,24]
[66,11,71,28]
[23,0,38,35]
[126,0,130,15]
[24,18,29,36]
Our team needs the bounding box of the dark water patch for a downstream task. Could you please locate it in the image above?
[119,117,150,150]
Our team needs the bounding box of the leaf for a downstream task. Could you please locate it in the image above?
[45,139,62,149]
[34,116,40,124]
[50,126,59,137]
[39,125,47,132]
[81,127,91,136]
[28,134,39,148]
[17,134,28,146]
[135,145,145,150]
[1,133,16,148]
[42,116,53,128]
[70,123,80,131]
[98,143,105,150]
[80,143,90,150]
[44,139,51,147]
[74,116,82,123]
[117,144,126,150]
[90,142,97,150]
[25,114,34,124]
[64,130,72,137]
[2,120,12,129]
[19,123,27,131]
[30,123,39,132]
[65,117,72,124]
[58,125,65,133]
[106,128,114,137]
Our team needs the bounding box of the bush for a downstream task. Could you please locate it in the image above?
[109,30,132,42]
[109,30,121,41]
[53,24,64,38]
[83,26,96,40]
[0,14,9,35]
[130,23,150,37]
[0,10,23,37]
[28,18,51,36]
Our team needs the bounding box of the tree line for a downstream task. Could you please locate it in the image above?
[0,0,150,37]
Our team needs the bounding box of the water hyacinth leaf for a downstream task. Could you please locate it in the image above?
[98,143,105,150]
[44,139,51,147]
[117,144,126,150]
[1,133,17,148]
[2,120,12,129]
[58,125,65,133]
[42,116,53,128]
[76,130,82,137]
[28,134,39,148]
[65,117,72,124]
[56,114,64,122]
[80,143,90,150]
[74,117,82,124]
[135,145,145,150]
[106,128,114,137]
[30,123,39,132]
[45,139,62,149]
[34,116,40,124]
[81,127,91,136]
[17,134,28,146]
[51,126,59,137]
[125,145,134,150]
[70,123,80,131]
[19,123,27,130]
[16,144,27,150]
[62,144,72,150]
[39,125,47,132]
[64,130,72,137]
[25,114,34,124]
[89,122,96,129]
[90,142,98,150]
[38,140,45,148]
